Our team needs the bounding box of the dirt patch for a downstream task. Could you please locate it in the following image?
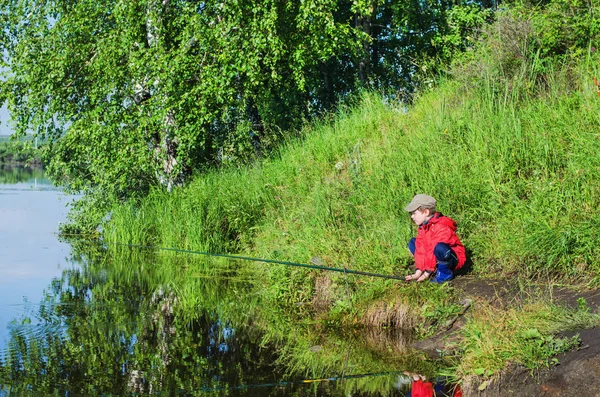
[536,327,600,396]
[451,276,600,310]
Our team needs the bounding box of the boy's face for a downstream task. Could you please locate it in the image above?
[410,208,431,226]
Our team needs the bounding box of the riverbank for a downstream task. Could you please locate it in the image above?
[98,7,600,385]
[419,277,600,396]
[102,63,600,383]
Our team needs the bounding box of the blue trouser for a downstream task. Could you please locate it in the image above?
[408,238,458,282]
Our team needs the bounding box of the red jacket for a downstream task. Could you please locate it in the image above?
[414,213,466,272]
[410,380,434,397]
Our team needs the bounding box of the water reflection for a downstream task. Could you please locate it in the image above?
[0,242,456,396]
[0,165,46,184]
[0,165,55,191]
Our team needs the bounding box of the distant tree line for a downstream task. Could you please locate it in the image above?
[0,138,41,165]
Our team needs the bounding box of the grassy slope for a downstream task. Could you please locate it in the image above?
[107,54,600,283]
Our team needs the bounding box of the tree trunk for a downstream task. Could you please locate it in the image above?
[356,8,372,85]
[143,0,185,191]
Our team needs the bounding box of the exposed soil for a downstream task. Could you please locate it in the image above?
[412,276,600,397]
[452,276,600,310]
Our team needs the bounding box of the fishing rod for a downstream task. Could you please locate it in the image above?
[92,240,405,281]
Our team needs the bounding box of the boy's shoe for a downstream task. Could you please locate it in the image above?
[431,261,453,283]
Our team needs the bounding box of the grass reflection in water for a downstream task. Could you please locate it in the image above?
[0,242,450,396]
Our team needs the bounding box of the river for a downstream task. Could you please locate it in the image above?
[0,166,74,348]
[0,166,456,396]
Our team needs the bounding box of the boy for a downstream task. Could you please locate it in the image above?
[404,194,466,283]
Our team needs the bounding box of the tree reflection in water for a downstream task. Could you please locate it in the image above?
[0,242,448,396]
[0,165,46,185]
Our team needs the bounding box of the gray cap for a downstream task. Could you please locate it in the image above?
[404,194,436,212]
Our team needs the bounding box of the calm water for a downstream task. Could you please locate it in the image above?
[0,166,74,348]
[0,167,456,396]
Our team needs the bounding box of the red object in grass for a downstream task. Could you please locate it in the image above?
[411,380,434,397]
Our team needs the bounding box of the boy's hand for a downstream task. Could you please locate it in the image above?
[416,271,431,282]
[405,270,423,281]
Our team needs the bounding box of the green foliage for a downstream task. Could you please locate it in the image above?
[430,4,493,73]
[527,0,600,60]
[455,0,600,90]
[0,0,494,232]
[59,188,113,236]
